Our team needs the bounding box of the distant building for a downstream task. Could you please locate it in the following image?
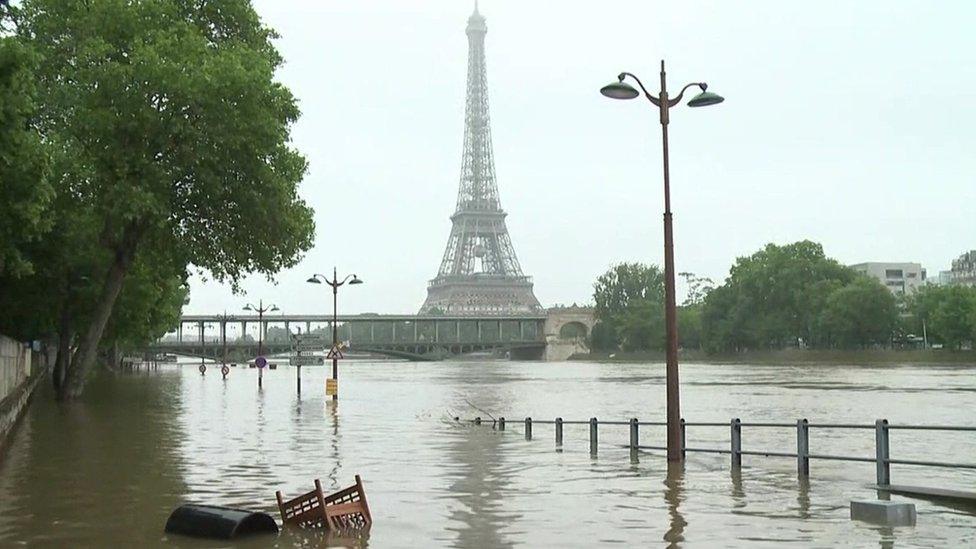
[935,271,953,285]
[947,250,976,287]
[850,262,926,295]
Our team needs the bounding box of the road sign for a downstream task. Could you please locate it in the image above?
[293,340,326,352]
[289,355,325,366]
[293,334,327,348]
[255,356,267,368]
[326,345,344,360]
[326,378,337,396]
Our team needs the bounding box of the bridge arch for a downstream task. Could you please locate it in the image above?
[558,321,589,340]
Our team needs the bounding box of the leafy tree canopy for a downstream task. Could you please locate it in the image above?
[9,0,315,398]
[0,36,52,277]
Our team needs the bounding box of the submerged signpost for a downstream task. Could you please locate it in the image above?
[291,333,326,395]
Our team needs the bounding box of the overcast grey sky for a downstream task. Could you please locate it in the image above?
[185,0,975,315]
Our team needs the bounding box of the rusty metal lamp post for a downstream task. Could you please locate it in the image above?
[601,60,723,462]
[307,268,363,401]
[243,299,278,388]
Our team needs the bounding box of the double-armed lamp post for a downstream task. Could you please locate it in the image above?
[307,268,363,401]
[243,299,278,388]
[601,60,723,462]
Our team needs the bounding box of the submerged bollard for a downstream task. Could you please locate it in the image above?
[875,419,890,486]
[796,418,810,477]
[555,417,563,448]
[498,417,505,431]
[629,418,639,450]
[589,417,598,456]
[525,417,532,440]
[731,418,742,471]
[680,418,687,459]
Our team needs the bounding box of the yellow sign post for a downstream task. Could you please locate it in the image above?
[326,378,338,396]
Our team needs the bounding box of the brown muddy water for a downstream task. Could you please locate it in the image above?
[0,361,974,548]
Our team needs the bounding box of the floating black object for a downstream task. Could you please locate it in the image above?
[165,504,279,540]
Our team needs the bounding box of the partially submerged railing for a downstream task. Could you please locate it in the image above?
[457,416,976,486]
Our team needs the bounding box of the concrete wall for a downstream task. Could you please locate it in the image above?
[0,335,31,402]
[1,334,41,451]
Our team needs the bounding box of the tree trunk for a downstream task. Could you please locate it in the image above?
[53,304,72,394]
[60,256,131,400]
[60,222,142,400]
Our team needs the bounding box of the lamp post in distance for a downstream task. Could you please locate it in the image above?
[307,268,363,401]
[243,299,279,389]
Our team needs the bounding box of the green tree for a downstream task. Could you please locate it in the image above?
[593,263,665,351]
[15,0,315,399]
[677,305,703,350]
[701,241,856,352]
[0,37,52,276]
[819,276,897,348]
[929,286,976,350]
[906,285,976,349]
[588,321,616,351]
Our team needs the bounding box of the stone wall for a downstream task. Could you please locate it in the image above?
[0,335,31,401]
[544,306,596,361]
[0,334,42,451]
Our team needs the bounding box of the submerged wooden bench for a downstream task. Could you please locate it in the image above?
[276,476,372,531]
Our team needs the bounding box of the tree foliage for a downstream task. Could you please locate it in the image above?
[3,0,315,399]
[701,241,899,352]
[906,285,976,350]
[0,36,52,277]
[819,276,897,348]
[593,263,665,351]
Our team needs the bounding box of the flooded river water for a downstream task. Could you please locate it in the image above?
[0,360,974,548]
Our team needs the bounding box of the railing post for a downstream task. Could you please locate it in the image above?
[875,419,890,486]
[498,417,505,431]
[796,418,810,477]
[555,417,563,447]
[629,418,639,450]
[525,417,532,440]
[680,418,687,460]
[731,418,742,471]
[475,417,481,426]
[589,417,598,456]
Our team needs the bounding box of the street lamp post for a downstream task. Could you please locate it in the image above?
[215,311,232,379]
[601,60,723,462]
[243,299,279,388]
[307,268,363,401]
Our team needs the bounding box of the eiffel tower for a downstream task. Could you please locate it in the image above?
[420,4,541,316]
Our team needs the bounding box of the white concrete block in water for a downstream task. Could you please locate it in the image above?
[850,500,916,526]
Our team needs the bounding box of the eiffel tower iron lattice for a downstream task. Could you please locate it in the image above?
[420,4,541,316]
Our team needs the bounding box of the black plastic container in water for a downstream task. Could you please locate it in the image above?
[164,504,279,540]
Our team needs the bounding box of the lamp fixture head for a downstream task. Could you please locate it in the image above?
[600,80,639,100]
[687,87,725,107]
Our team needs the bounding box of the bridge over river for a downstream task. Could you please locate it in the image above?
[146,307,594,362]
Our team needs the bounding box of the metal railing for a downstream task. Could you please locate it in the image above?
[458,416,976,486]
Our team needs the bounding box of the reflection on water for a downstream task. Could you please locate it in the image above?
[663,462,686,548]
[1,361,975,547]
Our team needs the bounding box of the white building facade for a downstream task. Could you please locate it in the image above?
[850,262,926,295]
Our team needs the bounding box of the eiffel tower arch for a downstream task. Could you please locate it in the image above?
[420,4,542,316]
